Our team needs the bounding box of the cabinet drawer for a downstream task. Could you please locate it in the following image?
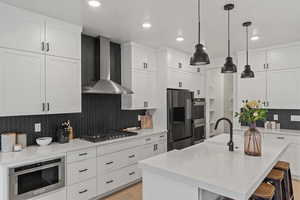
[67,147,96,163]
[98,164,141,195]
[97,147,140,172]
[67,158,96,185]
[97,139,142,156]
[67,178,97,200]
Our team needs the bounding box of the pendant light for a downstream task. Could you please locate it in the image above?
[221,4,237,73]
[241,21,255,78]
[190,0,210,66]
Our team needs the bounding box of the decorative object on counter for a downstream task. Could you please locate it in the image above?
[36,137,53,146]
[190,0,210,65]
[221,3,237,73]
[235,100,267,156]
[66,120,74,140]
[56,121,70,144]
[140,113,153,129]
[276,123,281,130]
[271,121,277,129]
[13,144,22,152]
[16,133,27,148]
[1,133,16,152]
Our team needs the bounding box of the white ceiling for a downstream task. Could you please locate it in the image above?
[1,0,300,57]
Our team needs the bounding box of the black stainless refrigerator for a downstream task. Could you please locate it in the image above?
[167,89,193,151]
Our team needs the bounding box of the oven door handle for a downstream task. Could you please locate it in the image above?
[12,162,62,176]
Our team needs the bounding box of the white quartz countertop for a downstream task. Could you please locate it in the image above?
[139,134,289,200]
[0,128,167,167]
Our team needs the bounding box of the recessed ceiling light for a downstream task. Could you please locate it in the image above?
[176,36,184,42]
[251,35,260,41]
[142,22,152,29]
[88,0,101,7]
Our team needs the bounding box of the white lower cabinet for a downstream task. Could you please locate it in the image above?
[67,178,97,200]
[64,132,167,200]
[67,158,96,185]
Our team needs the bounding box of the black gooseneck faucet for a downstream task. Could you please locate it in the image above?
[214,118,234,152]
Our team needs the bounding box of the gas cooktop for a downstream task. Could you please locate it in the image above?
[82,130,138,143]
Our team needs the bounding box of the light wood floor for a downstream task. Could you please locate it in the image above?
[102,181,300,200]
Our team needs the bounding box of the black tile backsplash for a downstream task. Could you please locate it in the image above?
[241,109,300,131]
[0,35,144,147]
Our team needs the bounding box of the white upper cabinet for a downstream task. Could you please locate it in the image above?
[237,71,267,108]
[0,48,45,116]
[267,68,300,109]
[121,42,157,110]
[45,56,81,114]
[167,49,188,71]
[0,2,82,116]
[167,69,191,90]
[122,42,156,72]
[191,72,206,99]
[267,44,300,70]
[0,3,44,53]
[237,49,267,72]
[45,19,81,59]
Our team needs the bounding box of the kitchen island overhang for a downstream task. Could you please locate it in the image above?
[139,134,289,200]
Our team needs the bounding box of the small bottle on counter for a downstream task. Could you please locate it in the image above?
[276,123,281,130]
[67,120,74,140]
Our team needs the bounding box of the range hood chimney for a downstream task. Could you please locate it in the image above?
[82,37,133,94]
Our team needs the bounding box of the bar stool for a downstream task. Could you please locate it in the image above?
[252,182,275,200]
[265,169,285,200]
[274,161,294,200]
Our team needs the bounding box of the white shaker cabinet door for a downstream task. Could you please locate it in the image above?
[267,68,300,109]
[0,3,44,53]
[237,71,267,108]
[267,45,300,70]
[0,48,45,116]
[45,19,81,59]
[45,56,81,114]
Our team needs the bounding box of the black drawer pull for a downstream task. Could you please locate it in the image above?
[106,180,114,184]
[146,138,151,142]
[79,169,88,173]
[79,153,88,156]
[128,154,135,158]
[160,135,165,138]
[129,172,136,176]
[277,136,285,140]
[79,189,88,194]
[105,161,114,165]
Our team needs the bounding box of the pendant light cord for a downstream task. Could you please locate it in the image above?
[227,9,230,57]
[246,26,249,65]
[198,0,201,44]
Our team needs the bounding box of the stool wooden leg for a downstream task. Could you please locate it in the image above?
[287,169,294,200]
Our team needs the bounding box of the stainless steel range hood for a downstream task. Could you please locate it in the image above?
[82,37,133,94]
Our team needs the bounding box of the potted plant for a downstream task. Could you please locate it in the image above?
[235,100,267,156]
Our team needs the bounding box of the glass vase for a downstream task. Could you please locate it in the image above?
[244,123,262,157]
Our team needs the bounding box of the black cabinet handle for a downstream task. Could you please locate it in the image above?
[79,169,88,173]
[106,180,114,184]
[79,189,88,194]
[41,42,45,51]
[160,135,165,138]
[79,152,88,156]
[128,154,135,158]
[129,172,136,176]
[178,62,182,68]
[47,102,50,111]
[144,101,149,108]
[197,68,200,72]
[277,137,285,140]
[145,138,151,142]
[105,161,114,165]
[179,82,182,88]
[46,42,50,52]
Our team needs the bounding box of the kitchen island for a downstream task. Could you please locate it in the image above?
[139,133,289,200]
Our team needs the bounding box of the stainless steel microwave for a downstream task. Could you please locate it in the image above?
[9,157,65,200]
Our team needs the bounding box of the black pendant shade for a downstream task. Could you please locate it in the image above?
[241,65,254,78]
[190,0,210,66]
[241,21,255,78]
[222,4,237,73]
[190,44,210,65]
[222,57,237,73]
